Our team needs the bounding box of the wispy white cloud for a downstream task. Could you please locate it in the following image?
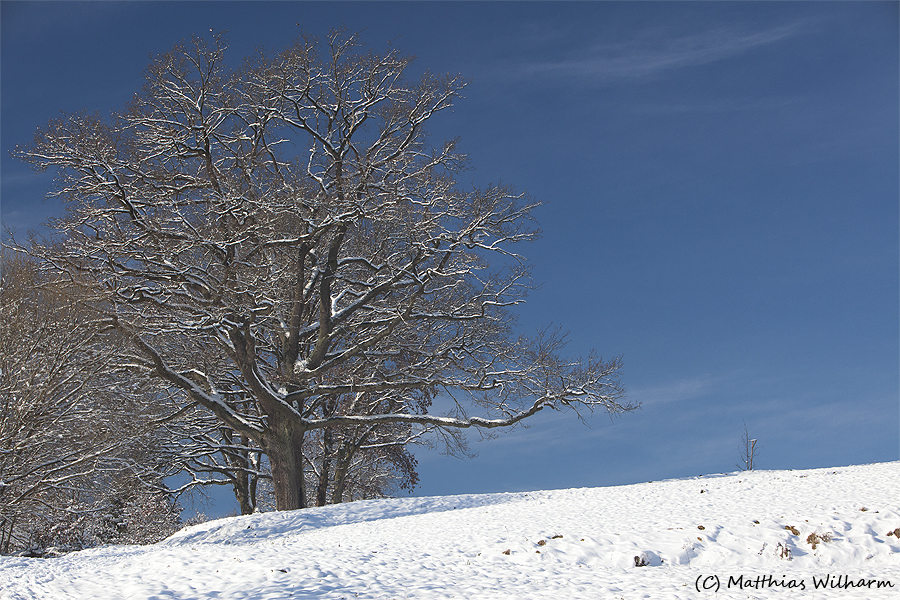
[628,374,722,406]
[519,20,814,84]
[632,96,806,114]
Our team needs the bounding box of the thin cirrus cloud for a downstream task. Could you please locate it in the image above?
[627,374,723,406]
[631,96,806,115]
[518,20,814,84]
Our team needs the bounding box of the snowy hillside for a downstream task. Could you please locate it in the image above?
[0,462,897,599]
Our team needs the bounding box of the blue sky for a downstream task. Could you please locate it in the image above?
[2,2,897,517]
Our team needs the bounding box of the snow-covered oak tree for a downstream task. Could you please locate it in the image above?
[0,254,179,554]
[15,31,634,511]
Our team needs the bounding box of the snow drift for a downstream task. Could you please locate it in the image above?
[0,461,897,599]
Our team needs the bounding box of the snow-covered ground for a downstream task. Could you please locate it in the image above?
[0,462,897,599]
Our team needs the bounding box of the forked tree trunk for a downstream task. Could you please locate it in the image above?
[331,426,373,504]
[330,441,354,505]
[266,421,307,510]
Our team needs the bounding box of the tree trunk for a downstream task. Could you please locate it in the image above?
[248,472,258,513]
[316,426,333,507]
[266,420,307,510]
[222,428,256,515]
[315,396,338,507]
[0,517,12,555]
[234,469,254,515]
[245,434,259,514]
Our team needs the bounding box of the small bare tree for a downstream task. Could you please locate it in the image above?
[305,391,430,506]
[154,396,271,515]
[737,420,759,471]
[14,31,635,511]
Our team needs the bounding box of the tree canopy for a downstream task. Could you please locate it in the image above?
[14,31,634,511]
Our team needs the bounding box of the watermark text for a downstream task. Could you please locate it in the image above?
[695,573,895,593]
